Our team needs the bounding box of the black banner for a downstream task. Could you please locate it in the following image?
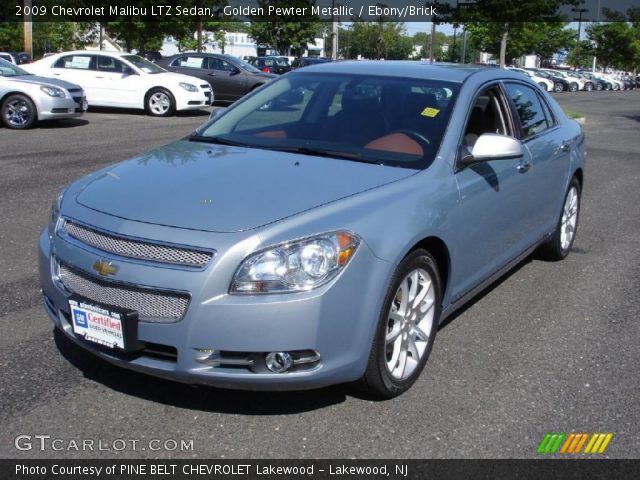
[1,0,639,23]
[3,459,640,480]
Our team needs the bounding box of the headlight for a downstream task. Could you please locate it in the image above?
[179,82,197,92]
[40,86,65,97]
[230,231,360,294]
[48,188,66,236]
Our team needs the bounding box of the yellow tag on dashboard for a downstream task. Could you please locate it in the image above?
[420,107,440,117]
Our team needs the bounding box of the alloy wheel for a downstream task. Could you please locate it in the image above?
[560,186,579,251]
[4,98,32,127]
[385,268,436,380]
[149,92,171,115]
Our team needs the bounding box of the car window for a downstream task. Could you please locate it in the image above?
[121,55,165,74]
[176,56,205,69]
[537,92,556,128]
[208,57,236,72]
[463,86,510,148]
[505,83,549,139]
[54,55,94,70]
[97,56,128,73]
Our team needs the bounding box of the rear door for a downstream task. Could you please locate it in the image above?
[50,54,98,102]
[503,82,570,235]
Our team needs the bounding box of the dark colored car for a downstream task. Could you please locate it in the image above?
[139,51,162,63]
[291,57,331,69]
[529,69,570,93]
[157,53,276,103]
[582,72,615,91]
[248,56,291,75]
[11,52,32,64]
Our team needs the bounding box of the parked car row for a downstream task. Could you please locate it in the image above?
[511,67,639,93]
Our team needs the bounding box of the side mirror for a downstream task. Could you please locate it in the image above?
[123,67,137,76]
[460,133,524,167]
[209,108,224,121]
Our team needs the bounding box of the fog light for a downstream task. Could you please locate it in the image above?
[265,352,293,373]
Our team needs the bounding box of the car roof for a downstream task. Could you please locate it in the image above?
[48,51,136,59]
[297,61,505,83]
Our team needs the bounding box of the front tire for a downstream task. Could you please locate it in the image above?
[538,82,549,91]
[145,88,175,117]
[553,82,564,93]
[584,82,593,92]
[1,94,37,129]
[539,177,581,261]
[569,82,578,92]
[359,249,441,398]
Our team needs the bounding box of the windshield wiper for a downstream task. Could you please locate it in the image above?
[188,134,246,147]
[261,146,383,165]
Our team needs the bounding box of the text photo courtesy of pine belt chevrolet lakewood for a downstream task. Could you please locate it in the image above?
[39,62,585,398]
[23,51,213,116]
[0,58,87,129]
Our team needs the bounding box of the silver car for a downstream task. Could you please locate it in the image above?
[0,58,87,129]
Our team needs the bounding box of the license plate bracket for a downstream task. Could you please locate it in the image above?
[68,295,142,352]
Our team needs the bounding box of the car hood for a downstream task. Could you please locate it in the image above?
[2,74,81,91]
[75,140,415,233]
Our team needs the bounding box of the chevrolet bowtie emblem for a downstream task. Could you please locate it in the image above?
[92,260,119,277]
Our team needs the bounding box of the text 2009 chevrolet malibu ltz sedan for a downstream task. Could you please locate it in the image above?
[40,62,585,398]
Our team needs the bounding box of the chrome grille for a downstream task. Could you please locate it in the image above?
[62,220,212,267]
[58,263,189,322]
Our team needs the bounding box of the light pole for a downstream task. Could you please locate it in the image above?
[23,0,33,59]
[592,0,601,72]
[572,7,588,69]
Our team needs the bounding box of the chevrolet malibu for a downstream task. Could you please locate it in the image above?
[24,51,212,116]
[1,58,86,129]
[40,62,585,398]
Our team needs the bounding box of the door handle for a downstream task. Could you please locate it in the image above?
[560,142,571,152]
[517,160,531,173]
[95,76,104,79]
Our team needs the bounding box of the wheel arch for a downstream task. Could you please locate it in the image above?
[0,91,40,119]
[407,236,450,300]
[573,167,584,190]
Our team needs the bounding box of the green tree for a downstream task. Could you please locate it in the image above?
[249,0,321,55]
[455,0,579,67]
[586,22,638,71]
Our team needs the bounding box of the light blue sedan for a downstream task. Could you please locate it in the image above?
[39,61,585,398]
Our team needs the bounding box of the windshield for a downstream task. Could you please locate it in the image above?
[195,72,459,169]
[232,57,262,74]
[122,55,166,74]
[0,58,29,77]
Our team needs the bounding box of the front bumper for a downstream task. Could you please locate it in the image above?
[37,94,87,120]
[39,216,391,391]
[175,87,214,111]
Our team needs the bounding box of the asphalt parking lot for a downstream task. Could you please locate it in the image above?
[1,91,639,459]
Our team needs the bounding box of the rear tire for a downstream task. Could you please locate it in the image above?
[539,177,581,261]
[553,82,564,93]
[569,82,578,92]
[1,93,37,129]
[359,249,441,399]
